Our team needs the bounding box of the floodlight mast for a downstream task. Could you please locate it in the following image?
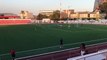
[67,5,71,28]
[67,6,70,23]
[60,0,61,21]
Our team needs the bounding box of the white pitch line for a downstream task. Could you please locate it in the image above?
[1,25,107,59]
[15,41,107,60]
[79,27,107,31]
[52,28,94,33]
[15,37,107,60]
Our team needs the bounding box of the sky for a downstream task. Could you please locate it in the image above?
[0,0,95,15]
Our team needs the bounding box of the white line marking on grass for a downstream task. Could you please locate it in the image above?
[0,53,9,56]
[1,25,107,59]
[80,27,107,31]
[15,38,107,60]
[15,41,107,60]
[64,38,107,46]
[39,24,101,32]
[52,28,94,33]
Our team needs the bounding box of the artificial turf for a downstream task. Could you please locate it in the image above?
[0,24,107,55]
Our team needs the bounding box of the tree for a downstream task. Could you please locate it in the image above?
[37,13,43,20]
[50,10,60,21]
[99,2,107,13]
[99,2,107,19]
[21,11,25,14]
[37,13,48,20]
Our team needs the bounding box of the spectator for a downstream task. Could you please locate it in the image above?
[60,38,63,48]
[10,49,16,60]
[80,43,87,55]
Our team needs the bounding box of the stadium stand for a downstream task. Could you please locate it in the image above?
[0,19,31,25]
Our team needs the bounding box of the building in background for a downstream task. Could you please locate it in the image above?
[40,10,53,17]
[38,9,100,20]
[69,11,100,20]
[20,11,34,19]
[0,13,19,19]
[0,13,17,16]
[78,11,89,20]
[61,9,74,19]
[63,9,74,14]
[70,12,78,20]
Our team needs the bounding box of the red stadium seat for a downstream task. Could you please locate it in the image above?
[0,19,31,25]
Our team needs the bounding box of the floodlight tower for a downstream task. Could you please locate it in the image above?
[67,6,70,23]
[59,0,62,20]
[67,6,71,28]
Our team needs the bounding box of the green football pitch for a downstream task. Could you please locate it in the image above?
[0,24,107,59]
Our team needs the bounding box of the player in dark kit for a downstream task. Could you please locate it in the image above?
[10,49,16,60]
[60,38,63,48]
